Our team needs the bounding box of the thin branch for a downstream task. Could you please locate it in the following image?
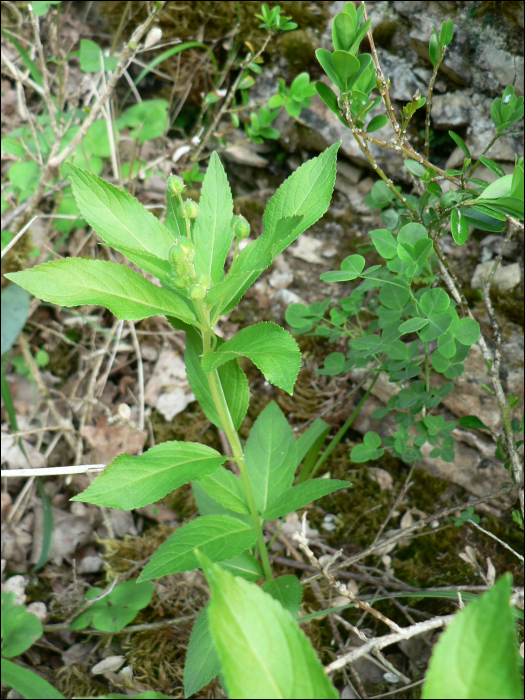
[324,614,454,674]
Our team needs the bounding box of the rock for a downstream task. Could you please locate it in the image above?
[477,46,524,97]
[480,234,519,262]
[222,145,269,168]
[273,288,306,307]
[377,49,427,102]
[471,262,522,291]
[290,235,324,263]
[336,159,362,184]
[431,90,471,129]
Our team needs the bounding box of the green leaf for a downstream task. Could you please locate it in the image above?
[379,283,410,310]
[220,551,264,581]
[458,415,491,432]
[404,159,427,177]
[70,441,225,510]
[316,50,343,91]
[70,580,154,633]
[244,401,297,514]
[1,284,30,355]
[367,114,389,133]
[79,39,119,73]
[198,467,250,515]
[419,288,450,317]
[479,157,505,178]
[201,322,301,395]
[263,143,340,257]
[263,479,350,520]
[320,254,365,282]
[448,130,470,159]
[315,81,342,118]
[65,164,173,270]
[332,51,360,89]
[460,207,505,233]
[182,326,249,431]
[295,418,330,468]
[437,330,456,358]
[420,310,453,342]
[369,229,397,259]
[139,515,257,581]
[397,222,428,246]
[333,12,356,53]
[193,152,234,284]
[429,30,441,67]
[1,657,65,699]
[261,575,303,619]
[196,552,339,699]
[453,317,480,346]
[451,208,469,245]
[422,575,521,699]
[116,99,169,143]
[431,349,451,373]
[1,592,43,657]
[440,18,454,46]
[4,259,196,324]
[399,318,428,334]
[183,605,220,698]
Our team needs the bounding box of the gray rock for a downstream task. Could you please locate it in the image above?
[377,50,427,102]
[471,261,522,291]
[431,90,471,129]
[477,46,524,97]
[480,234,519,261]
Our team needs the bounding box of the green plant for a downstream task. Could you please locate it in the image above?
[5,142,348,697]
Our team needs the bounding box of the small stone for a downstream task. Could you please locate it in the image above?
[26,601,48,623]
[92,656,126,675]
[471,262,521,292]
[273,289,306,306]
[290,235,324,263]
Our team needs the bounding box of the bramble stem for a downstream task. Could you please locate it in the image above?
[200,320,274,581]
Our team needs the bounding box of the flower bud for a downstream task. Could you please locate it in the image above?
[168,242,186,266]
[168,175,185,196]
[196,273,211,290]
[183,199,199,219]
[167,273,190,289]
[179,239,195,262]
[189,283,207,301]
[231,214,251,239]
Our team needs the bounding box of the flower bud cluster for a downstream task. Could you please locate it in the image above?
[167,238,211,300]
[231,214,250,239]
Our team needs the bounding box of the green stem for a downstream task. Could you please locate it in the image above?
[201,322,274,582]
[424,343,430,392]
[307,371,381,481]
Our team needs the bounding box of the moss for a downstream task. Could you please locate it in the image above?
[277,29,317,74]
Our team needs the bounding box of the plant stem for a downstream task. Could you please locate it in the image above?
[200,323,274,581]
[308,371,381,480]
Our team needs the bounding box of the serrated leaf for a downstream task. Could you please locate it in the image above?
[183,605,220,698]
[139,515,257,581]
[4,259,196,324]
[261,575,303,619]
[196,552,339,699]
[193,152,234,284]
[65,163,173,265]
[198,467,250,514]
[70,441,225,510]
[295,419,330,468]
[263,479,350,520]
[422,575,521,699]
[201,322,301,395]
[244,401,297,514]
